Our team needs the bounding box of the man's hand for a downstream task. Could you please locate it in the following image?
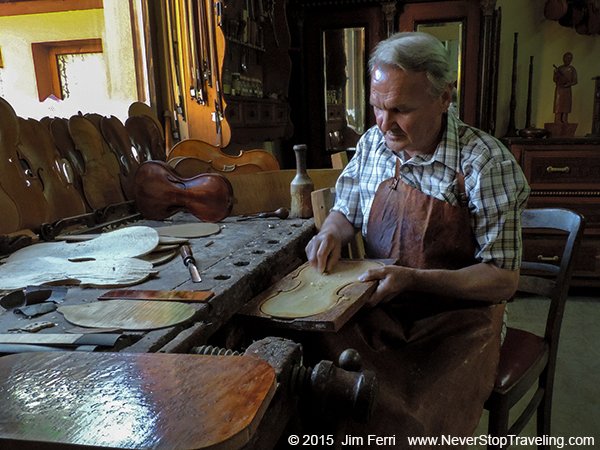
[305,211,356,274]
[305,232,342,274]
[359,262,519,307]
[359,265,415,307]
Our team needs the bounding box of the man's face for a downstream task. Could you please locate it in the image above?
[370,65,451,156]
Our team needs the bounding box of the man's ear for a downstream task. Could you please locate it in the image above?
[440,83,453,109]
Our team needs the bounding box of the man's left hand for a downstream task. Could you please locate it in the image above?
[359,265,415,307]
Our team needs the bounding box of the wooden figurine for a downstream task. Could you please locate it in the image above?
[590,76,600,137]
[545,52,578,136]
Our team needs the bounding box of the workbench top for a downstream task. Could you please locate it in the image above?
[0,213,315,354]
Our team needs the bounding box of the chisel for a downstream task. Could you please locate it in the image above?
[180,245,202,283]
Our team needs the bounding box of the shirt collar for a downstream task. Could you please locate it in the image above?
[379,111,463,172]
[412,111,461,171]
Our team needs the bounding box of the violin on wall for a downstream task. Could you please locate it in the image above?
[134,160,233,222]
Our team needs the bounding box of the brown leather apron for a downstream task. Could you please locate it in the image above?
[303,161,505,449]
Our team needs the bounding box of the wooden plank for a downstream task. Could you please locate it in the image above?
[98,289,214,302]
[0,352,276,449]
[58,300,196,330]
[0,0,102,17]
[228,168,341,215]
[311,187,335,230]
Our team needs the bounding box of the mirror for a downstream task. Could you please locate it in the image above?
[417,22,463,115]
[323,27,365,152]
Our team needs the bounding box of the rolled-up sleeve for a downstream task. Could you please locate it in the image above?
[468,157,530,270]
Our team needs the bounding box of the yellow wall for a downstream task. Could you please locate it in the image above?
[496,0,600,137]
[0,3,137,121]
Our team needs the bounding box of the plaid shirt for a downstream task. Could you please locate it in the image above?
[332,112,531,270]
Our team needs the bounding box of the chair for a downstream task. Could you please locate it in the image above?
[485,208,585,450]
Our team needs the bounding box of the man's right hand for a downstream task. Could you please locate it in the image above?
[305,231,342,274]
[305,211,356,273]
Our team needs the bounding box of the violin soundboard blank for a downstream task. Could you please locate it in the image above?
[238,259,383,332]
[0,226,160,290]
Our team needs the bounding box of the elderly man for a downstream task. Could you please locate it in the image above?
[305,32,530,446]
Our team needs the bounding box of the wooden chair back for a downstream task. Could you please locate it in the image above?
[485,208,585,449]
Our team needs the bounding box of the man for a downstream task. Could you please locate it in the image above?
[305,32,530,446]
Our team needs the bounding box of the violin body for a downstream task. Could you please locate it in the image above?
[134,160,233,222]
[0,97,48,232]
[125,115,166,161]
[169,156,266,178]
[48,117,90,211]
[17,117,87,221]
[68,115,126,209]
[100,115,142,200]
[169,139,280,174]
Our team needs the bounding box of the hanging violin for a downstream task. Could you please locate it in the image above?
[134,160,233,222]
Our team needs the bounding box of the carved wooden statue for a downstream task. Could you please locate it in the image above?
[545,51,578,136]
[553,51,578,123]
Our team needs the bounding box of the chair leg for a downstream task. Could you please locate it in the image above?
[487,401,510,450]
[537,389,553,450]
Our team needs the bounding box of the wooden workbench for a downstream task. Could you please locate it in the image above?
[0,212,315,354]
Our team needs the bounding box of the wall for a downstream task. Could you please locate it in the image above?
[0,3,137,121]
[495,1,600,137]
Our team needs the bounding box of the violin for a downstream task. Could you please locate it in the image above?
[17,117,87,221]
[68,115,126,209]
[0,97,48,232]
[169,139,280,173]
[134,160,233,222]
[84,113,131,198]
[125,115,166,161]
[100,115,142,200]
[128,101,166,142]
[168,155,265,178]
[48,117,90,211]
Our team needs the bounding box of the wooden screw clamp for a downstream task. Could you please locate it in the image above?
[191,339,377,423]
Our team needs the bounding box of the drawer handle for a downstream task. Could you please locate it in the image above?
[537,255,559,262]
[545,165,570,173]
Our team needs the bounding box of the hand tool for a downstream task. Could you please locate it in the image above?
[180,244,202,282]
[236,207,289,221]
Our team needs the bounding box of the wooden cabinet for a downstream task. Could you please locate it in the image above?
[506,138,600,286]
[220,0,292,152]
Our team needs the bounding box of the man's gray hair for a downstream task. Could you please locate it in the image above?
[369,32,454,97]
